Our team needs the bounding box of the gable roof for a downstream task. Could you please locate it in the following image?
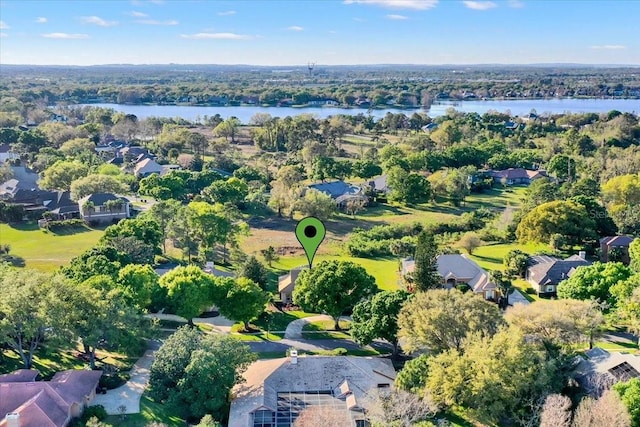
[78,193,129,207]
[367,175,388,192]
[308,181,362,199]
[278,266,307,294]
[600,235,635,247]
[229,356,395,427]
[527,255,590,286]
[0,370,102,427]
[134,158,163,175]
[436,254,495,292]
[0,370,39,383]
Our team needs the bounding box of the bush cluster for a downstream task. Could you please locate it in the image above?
[43,218,86,231]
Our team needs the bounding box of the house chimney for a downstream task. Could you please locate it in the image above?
[5,412,20,427]
[290,349,298,365]
[578,251,586,260]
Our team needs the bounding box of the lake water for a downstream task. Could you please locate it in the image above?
[76,98,640,123]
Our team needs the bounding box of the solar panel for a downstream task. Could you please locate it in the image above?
[608,362,640,381]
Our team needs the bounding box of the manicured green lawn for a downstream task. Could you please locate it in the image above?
[0,222,104,271]
[103,393,186,426]
[273,255,401,291]
[302,319,352,340]
[468,241,549,272]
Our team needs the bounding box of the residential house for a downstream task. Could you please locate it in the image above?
[525,253,590,297]
[40,191,80,220]
[0,369,102,427]
[504,121,521,130]
[78,193,130,224]
[421,123,438,133]
[308,181,368,209]
[366,175,388,199]
[575,347,640,394]
[278,266,307,304]
[134,158,163,178]
[402,254,498,300]
[228,354,396,427]
[599,235,636,265]
[489,168,547,186]
[0,144,19,163]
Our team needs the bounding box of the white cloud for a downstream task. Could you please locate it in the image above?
[217,10,236,16]
[328,30,338,34]
[135,19,179,25]
[128,11,148,17]
[35,17,48,24]
[387,14,409,19]
[0,33,7,38]
[42,33,90,39]
[344,0,438,10]
[0,21,9,30]
[180,32,253,40]
[591,45,626,50]
[287,26,304,31]
[507,0,524,8]
[463,1,497,10]
[81,16,118,27]
[353,17,367,22]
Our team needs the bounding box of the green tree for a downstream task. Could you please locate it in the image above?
[630,239,640,273]
[395,354,430,395]
[169,335,255,420]
[159,266,220,324]
[102,217,163,250]
[117,264,160,311]
[398,289,504,354]
[411,230,441,292]
[144,199,181,254]
[516,200,597,247]
[557,262,633,305]
[213,117,241,143]
[39,160,90,191]
[387,166,431,205]
[73,284,147,369]
[603,173,640,233]
[426,328,556,424]
[237,256,269,290]
[70,174,130,200]
[293,260,377,330]
[351,290,410,358]
[547,154,577,181]
[505,299,605,352]
[458,232,482,255]
[149,326,202,402]
[217,278,269,331]
[203,177,249,207]
[503,249,530,278]
[295,189,336,221]
[614,378,640,426]
[260,246,279,268]
[0,268,78,368]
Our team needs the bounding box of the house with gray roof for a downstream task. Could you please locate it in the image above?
[228,355,396,427]
[307,181,368,209]
[0,369,102,427]
[134,158,163,178]
[78,193,130,224]
[575,348,640,394]
[488,168,547,186]
[526,252,590,297]
[402,254,498,300]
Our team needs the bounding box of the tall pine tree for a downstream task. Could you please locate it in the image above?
[413,230,441,291]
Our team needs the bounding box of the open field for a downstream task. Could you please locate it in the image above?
[0,222,104,272]
[104,393,186,426]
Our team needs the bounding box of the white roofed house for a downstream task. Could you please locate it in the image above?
[307,181,368,210]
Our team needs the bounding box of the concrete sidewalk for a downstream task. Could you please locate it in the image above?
[92,350,155,415]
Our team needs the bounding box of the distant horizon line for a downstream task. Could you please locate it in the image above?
[1,62,639,68]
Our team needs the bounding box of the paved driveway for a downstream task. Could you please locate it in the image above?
[92,349,155,415]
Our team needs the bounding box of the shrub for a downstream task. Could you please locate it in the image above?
[83,405,108,421]
[99,372,129,390]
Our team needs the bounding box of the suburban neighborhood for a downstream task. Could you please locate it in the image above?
[1,1,640,426]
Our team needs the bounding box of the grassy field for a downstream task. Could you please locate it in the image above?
[0,222,103,271]
[273,254,401,291]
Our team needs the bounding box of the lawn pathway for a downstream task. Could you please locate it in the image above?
[92,347,156,415]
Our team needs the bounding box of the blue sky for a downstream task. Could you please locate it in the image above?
[0,0,638,65]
